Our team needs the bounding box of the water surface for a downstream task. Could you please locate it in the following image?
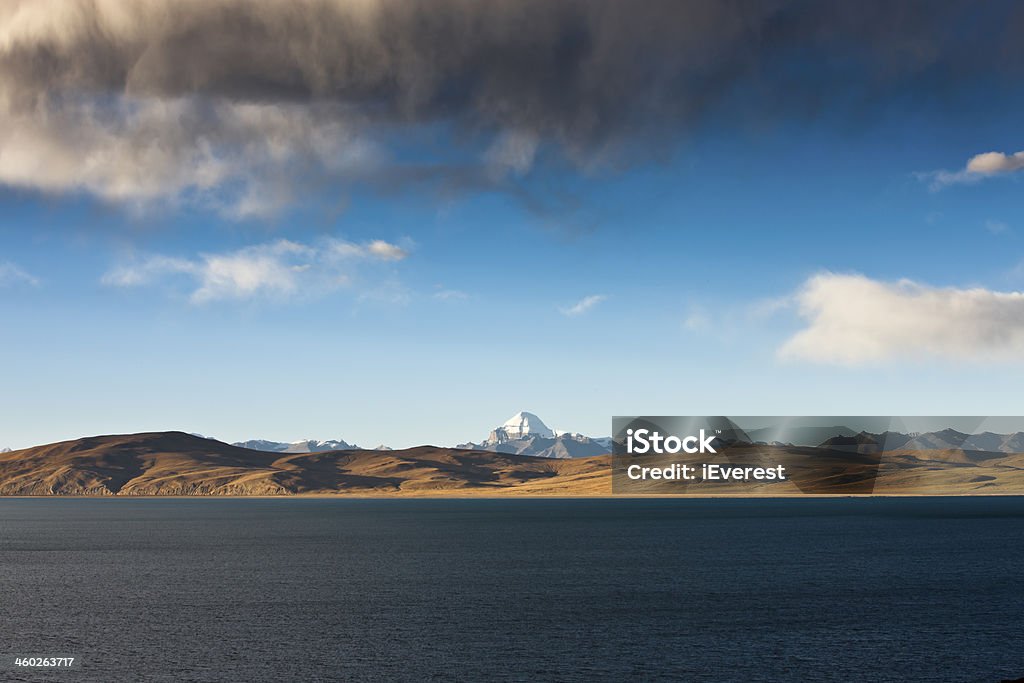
[2,498,1022,682]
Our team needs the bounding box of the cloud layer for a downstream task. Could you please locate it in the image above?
[780,273,1024,364]
[1,1,1022,215]
[103,237,407,303]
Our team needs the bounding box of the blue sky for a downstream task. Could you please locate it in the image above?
[1,2,1023,449]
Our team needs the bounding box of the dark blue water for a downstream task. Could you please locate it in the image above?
[2,498,1022,682]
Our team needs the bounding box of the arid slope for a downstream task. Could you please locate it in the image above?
[3,432,1024,496]
[0,432,611,496]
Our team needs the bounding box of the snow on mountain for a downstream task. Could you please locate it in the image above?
[461,411,610,459]
[487,411,554,443]
[234,438,356,453]
[481,434,610,459]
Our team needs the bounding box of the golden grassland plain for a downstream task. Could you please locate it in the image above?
[1,432,1023,497]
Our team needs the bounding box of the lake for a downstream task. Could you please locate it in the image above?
[2,498,1023,682]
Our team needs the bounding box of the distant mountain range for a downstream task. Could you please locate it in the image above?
[755,428,1024,454]
[3,429,1024,496]
[175,421,1024,459]
[232,438,356,453]
[11,422,1024,460]
[234,411,611,459]
[457,411,611,459]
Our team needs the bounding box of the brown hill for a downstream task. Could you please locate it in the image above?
[3,432,1024,496]
[0,432,611,496]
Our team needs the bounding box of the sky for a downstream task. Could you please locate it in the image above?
[1,1,1024,449]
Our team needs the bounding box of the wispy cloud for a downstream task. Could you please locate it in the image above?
[986,220,1011,236]
[921,150,1024,190]
[357,280,413,307]
[561,295,606,317]
[103,238,408,304]
[0,261,38,286]
[433,288,469,301]
[682,306,711,332]
[779,272,1024,364]
[485,130,540,179]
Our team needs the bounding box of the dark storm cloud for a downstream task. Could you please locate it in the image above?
[0,0,1020,215]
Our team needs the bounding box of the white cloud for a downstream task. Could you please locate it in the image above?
[779,272,1024,364]
[103,238,408,303]
[0,261,38,286]
[191,241,315,303]
[967,151,1024,174]
[560,295,606,317]
[325,239,409,262]
[366,240,409,261]
[923,150,1024,190]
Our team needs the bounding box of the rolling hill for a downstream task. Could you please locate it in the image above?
[3,431,1024,496]
[0,432,611,496]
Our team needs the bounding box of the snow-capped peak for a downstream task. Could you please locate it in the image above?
[458,411,612,458]
[500,411,554,439]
